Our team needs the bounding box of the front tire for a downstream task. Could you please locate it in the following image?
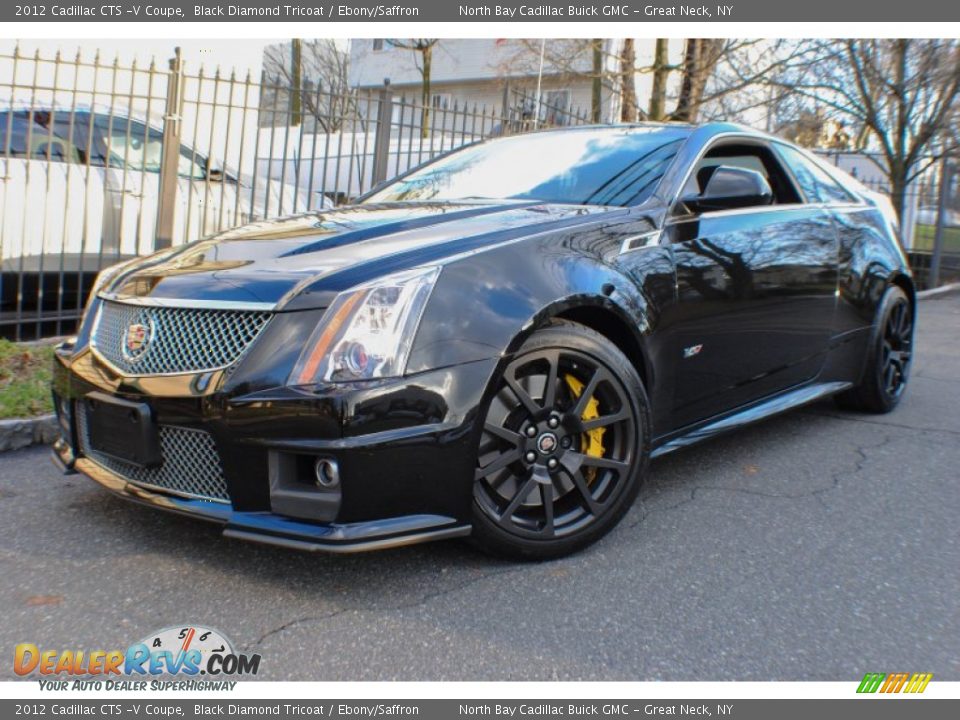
[470,321,650,560]
[835,285,913,413]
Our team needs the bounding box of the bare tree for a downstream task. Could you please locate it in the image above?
[499,39,617,122]
[647,39,672,121]
[590,39,604,122]
[671,39,725,122]
[290,38,302,126]
[668,39,812,123]
[262,39,350,131]
[635,39,812,125]
[781,39,960,220]
[776,109,852,150]
[620,39,637,122]
[387,39,439,138]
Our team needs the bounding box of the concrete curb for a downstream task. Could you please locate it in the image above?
[0,414,57,453]
[917,282,960,300]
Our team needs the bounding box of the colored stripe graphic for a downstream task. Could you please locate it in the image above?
[857,672,932,693]
[857,673,886,693]
[904,673,934,693]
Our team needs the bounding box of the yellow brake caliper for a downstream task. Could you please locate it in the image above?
[563,374,605,483]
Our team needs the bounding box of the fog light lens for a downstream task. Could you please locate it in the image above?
[314,458,340,488]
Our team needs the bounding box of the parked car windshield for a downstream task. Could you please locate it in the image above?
[0,109,208,179]
[365,127,690,207]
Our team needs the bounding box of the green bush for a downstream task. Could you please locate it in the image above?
[0,339,55,419]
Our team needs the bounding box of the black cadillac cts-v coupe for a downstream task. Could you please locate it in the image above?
[51,123,915,559]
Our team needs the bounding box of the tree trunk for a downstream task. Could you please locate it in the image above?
[888,161,909,226]
[420,44,432,139]
[671,39,699,122]
[620,39,637,122]
[648,39,670,121]
[290,38,302,127]
[591,39,603,123]
[671,39,722,122]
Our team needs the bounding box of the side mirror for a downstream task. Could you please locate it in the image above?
[207,167,225,183]
[680,166,774,214]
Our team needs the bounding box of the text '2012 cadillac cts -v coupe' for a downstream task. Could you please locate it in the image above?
[51,123,915,559]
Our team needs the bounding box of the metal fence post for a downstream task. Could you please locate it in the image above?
[370,80,393,187]
[929,155,952,289]
[155,47,183,250]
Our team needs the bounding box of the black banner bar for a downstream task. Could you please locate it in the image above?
[2,700,959,720]
[5,0,960,23]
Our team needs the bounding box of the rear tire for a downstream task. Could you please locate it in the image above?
[834,285,913,414]
[470,321,650,560]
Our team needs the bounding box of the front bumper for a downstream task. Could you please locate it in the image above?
[52,438,469,552]
[52,346,497,553]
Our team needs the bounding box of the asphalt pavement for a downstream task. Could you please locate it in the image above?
[1,295,958,681]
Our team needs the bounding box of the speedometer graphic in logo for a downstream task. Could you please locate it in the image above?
[138,625,233,670]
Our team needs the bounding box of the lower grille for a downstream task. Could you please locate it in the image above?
[76,407,230,504]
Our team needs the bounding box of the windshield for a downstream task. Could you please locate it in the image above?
[365,127,690,207]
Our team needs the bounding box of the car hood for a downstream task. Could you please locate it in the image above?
[99,200,621,310]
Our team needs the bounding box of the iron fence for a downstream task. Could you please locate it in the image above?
[816,151,960,289]
[2,44,956,340]
[0,46,596,340]
[862,169,960,290]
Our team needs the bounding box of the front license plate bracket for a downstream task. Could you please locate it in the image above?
[84,391,162,468]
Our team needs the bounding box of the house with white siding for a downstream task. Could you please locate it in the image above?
[347,39,676,126]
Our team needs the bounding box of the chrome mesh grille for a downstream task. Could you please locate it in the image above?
[91,300,271,375]
[76,406,230,503]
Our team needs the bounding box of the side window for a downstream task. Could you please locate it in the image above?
[776,144,855,204]
[95,115,207,179]
[0,110,82,163]
[177,148,207,180]
[99,117,164,173]
[431,93,452,110]
[73,112,104,167]
[0,112,29,157]
[682,142,803,207]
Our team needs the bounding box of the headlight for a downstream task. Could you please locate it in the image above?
[289,266,441,384]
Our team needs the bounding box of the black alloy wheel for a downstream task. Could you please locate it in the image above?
[836,285,914,413]
[470,321,649,559]
[879,294,913,400]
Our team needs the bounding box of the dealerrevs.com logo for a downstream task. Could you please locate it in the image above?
[14,625,260,690]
